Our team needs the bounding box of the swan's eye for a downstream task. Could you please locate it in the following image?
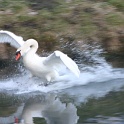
[30,45,33,48]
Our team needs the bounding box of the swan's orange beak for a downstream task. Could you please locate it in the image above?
[15,51,21,61]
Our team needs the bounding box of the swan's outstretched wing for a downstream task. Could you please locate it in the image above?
[0,30,24,48]
[43,51,80,77]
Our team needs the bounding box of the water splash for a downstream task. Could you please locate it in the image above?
[0,42,124,94]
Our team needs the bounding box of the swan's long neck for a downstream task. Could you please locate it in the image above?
[26,39,38,54]
[22,39,39,68]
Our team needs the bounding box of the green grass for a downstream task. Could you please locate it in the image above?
[106,13,124,26]
[107,0,124,11]
[0,0,123,49]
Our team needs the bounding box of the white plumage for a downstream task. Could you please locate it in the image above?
[0,30,80,83]
[0,30,24,48]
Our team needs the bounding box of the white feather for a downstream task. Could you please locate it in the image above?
[0,30,24,48]
[44,51,80,77]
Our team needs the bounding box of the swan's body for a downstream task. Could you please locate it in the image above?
[0,30,80,83]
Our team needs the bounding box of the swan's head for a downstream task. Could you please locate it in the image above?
[15,39,38,60]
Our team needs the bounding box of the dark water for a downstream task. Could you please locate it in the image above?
[0,44,124,124]
[0,78,124,124]
[1,78,124,124]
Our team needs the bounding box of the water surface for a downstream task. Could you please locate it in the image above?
[0,43,124,124]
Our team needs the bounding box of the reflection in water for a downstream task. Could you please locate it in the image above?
[22,94,79,124]
[0,86,124,123]
[86,116,124,124]
[0,93,24,124]
[0,104,24,124]
[0,93,79,124]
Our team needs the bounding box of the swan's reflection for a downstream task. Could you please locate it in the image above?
[0,104,24,124]
[0,93,24,124]
[22,94,79,124]
[0,93,79,124]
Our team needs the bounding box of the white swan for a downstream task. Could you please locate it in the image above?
[0,30,80,83]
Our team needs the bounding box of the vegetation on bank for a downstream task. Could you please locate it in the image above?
[107,0,124,11]
[0,0,123,52]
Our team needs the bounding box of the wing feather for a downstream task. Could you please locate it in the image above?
[44,51,80,77]
[0,30,24,48]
